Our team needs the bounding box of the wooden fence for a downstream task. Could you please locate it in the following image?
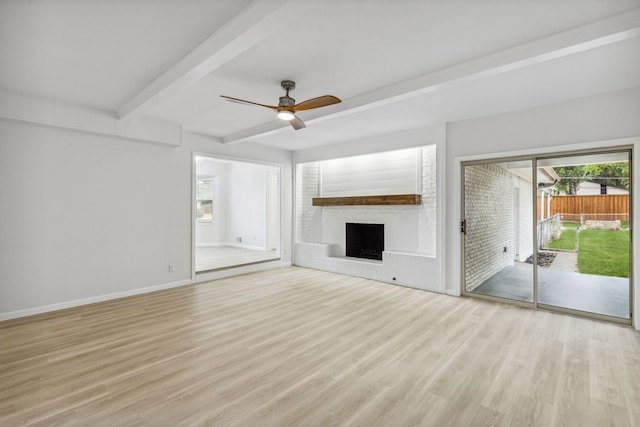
[537,195,629,221]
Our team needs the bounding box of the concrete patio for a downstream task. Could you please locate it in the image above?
[472,260,630,319]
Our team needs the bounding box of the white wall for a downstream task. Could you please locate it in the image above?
[445,87,640,328]
[195,157,279,250]
[0,120,293,319]
[320,147,420,197]
[265,169,280,251]
[225,162,269,250]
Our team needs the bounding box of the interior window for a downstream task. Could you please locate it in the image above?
[196,179,213,222]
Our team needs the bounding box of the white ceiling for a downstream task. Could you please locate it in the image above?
[1,0,639,151]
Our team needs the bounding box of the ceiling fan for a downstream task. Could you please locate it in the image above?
[220,80,341,130]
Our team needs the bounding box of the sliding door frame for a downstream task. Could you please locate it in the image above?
[461,146,633,324]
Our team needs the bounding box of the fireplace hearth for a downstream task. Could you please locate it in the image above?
[346,223,384,260]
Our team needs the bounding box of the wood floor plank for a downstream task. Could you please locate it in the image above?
[1,266,639,426]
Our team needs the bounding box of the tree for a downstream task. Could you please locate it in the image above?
[583,162,629,189]
[553,165,589,195]
[552,162,629,195]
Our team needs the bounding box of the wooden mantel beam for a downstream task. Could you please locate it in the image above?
[312,194,422,206]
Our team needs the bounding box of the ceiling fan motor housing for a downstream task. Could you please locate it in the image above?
[279,96,295,108]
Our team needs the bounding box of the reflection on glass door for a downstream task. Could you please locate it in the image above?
[463,159,535,303]
[536,151,631,319]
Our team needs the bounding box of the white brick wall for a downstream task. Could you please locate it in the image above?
[322,205,421,254]
[294,242,440,292]
[463,163,533,291]
[295,162,322,243]
[420,144,437,255]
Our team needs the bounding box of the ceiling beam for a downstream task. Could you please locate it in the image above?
[117,0,319,120]
[222,8,640,144]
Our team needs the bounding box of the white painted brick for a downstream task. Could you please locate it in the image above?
[463,163,533,291]
[294,243,440,292]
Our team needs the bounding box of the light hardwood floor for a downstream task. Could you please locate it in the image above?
[1,267,639,426]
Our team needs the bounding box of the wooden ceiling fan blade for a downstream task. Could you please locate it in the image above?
[220,95,278,110]
[293,95,341,111]
[290,115,306,130]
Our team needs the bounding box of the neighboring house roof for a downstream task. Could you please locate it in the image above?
[538,167,561,185]
[571,181,629,195]
[504,165,559,186]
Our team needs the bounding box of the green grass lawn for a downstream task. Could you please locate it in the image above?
[561,220,628,229]
[561,221,580,229]
[546,229,576,251]
[578,230,630,278]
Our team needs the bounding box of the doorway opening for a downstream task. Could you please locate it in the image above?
[462,148,632,322]
[193,155,281,273]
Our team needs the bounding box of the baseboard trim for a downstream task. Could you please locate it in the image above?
[0,279,193,321]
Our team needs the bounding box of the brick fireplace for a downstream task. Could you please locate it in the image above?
[293,144,442,292]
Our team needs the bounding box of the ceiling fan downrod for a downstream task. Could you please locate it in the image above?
[279,80,296,107]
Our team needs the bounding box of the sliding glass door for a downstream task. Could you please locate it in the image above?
[536,151,631,320]
[462,149,632,322]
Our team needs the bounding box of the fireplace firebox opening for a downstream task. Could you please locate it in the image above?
[346,223,384,260]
